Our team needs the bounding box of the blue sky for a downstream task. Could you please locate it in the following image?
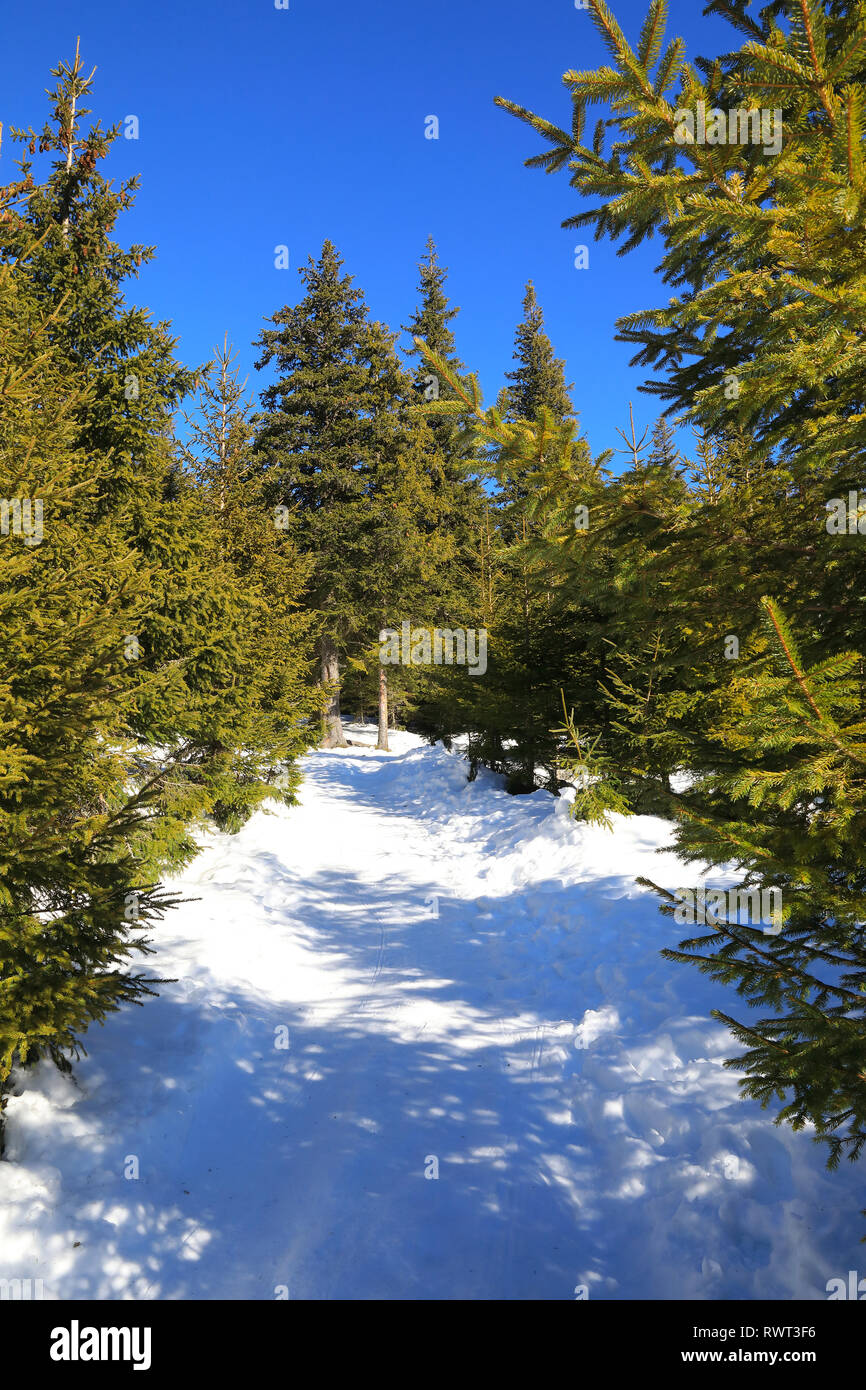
[1,0,736,467]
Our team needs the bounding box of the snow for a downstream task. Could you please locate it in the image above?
[0,727,860,1300]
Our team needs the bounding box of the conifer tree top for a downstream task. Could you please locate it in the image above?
[504,280,574,424]
[402,236,462,367]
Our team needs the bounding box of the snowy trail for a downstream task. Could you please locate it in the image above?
[1,729,862,1300]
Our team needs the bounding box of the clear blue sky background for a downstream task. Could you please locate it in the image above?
[1,0,736,468]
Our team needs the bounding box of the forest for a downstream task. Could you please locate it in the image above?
[1,0,865,1312]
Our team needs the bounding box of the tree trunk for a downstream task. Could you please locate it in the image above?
[320,632,347,748]
[376,664,390,751]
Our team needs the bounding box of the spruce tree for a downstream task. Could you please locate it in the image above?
[470,284,583,792]
[401,241,488,743]
[494,0,866,1165]
[0,44,279,867]
[177,338,320,822]
[647,417,683,472]
[504,282,573,427]
[0,215,176,1113]
[1,46,325,1117]
[340,321,463,750]
[401,237,487,623]
[645,599,866,1165]
[255,241,453,748]
[412,338,600,790]
[403,241,462,396]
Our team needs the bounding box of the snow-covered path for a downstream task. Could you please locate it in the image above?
[1,730,862,1300]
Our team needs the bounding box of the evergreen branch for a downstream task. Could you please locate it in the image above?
[796,0,836,122]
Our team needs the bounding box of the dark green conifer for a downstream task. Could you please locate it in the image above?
[504,282,573,426]
[0,233,175,1111]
